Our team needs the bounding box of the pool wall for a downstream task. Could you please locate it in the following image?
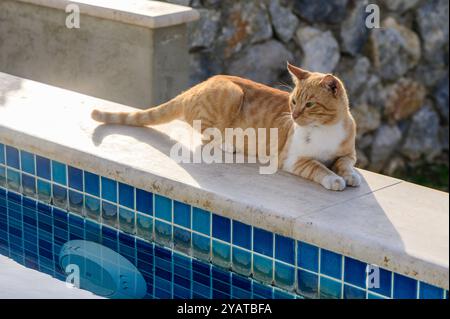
[0,142,447,299]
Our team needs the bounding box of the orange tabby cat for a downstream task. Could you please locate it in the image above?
[91,63,360,191]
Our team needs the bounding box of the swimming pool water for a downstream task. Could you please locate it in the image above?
[0,188,298,299]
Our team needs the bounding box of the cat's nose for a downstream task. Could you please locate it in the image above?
[292,111,301,119]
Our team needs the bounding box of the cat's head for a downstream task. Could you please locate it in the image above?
[287,63,349,127]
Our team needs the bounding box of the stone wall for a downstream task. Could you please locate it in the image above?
[164,0,448,176]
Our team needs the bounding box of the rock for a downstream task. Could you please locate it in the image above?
[416,0,449,65]
[227,40,293,85]
[370,125,402,171]
[189,51,223,85]
[268,0,299,43]
[356,74,386,110]
[352,103,381,138]
[293,0,349,24]
[402,104,442,161]
[384,78,426,123]
[336,56,371,99]
[357,134,374,150]
[384,157,406,176]
[356,149,369,169]
[434,75,449,123]
[440,126,449,152]
[295,27,340,73]
[414,64,448,89]
[381,0,421,12]
[188,9,221,50]
[218,0,272,58]
[369,18,421,81]
[340,0,369,56]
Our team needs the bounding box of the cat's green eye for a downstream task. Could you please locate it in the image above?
[305,102,314,108]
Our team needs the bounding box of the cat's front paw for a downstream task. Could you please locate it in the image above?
[321,175,346,191]
[342,171,361,187]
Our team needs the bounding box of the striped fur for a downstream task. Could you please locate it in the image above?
[91,63,360,191]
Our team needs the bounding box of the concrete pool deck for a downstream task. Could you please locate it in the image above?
[0,72,448,290]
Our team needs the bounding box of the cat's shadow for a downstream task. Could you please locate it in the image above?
[91,123,409,273]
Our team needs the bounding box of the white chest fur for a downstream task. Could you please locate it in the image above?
[283,121,347,171]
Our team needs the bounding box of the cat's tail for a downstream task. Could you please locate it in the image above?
[91,99,183,126]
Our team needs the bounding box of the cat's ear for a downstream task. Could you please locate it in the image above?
[287,62,310,84]
[320,74,340,97]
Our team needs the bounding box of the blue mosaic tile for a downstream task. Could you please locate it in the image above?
[275,261,295,291]
[84,195,100,222]
[320,276,342,299]
[20,151,35,174]
[154,220,172,247]
[0,166,6,187]
[6,169,20,192]
[419,282,444,299]
[68,190,83,216]
[119,207,135,235]
[136,188,153,216]
[174,201,190,228]
[320,249,342,279]
[344,257,367,289]
[297,242,319,272]
[368,293,386,299]
[36,156,50,180]
[253,254,273,284]
[136,212,153,241]
[393,273,417,299]
[101,177,117,203]
[253,227,273,257]
[5,146,20,169]
[52,184,67,209]
[119,182,134,209]
[155,195,171,222]
[275,234,294,265]
[173,226,191,254]
[192,232,210,261]
[212,214,230,243]
[232,220,251,250]
[68,166,83,191]
[212,239,230,269]
[232,246,251,277]
[37,179,51,203]
[368,267,392,298]
[0,144,4,164]
[192,207,210,235]
[51,161,66,185]
[83,171,99,197]
[21,174,36,197]
[344,284,366,299]
[297,270,318,299]
[101,201,118,228]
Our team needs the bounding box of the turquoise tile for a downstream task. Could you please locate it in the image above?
[51,161,67,185]
[5,146,19,169]
[20,151,35,174]
[192,233,210,262]
[119,207,135,235]
[155,220,172,247]
[297,269,318,299]
[274,262,295,291]
[84,195,100,222]
[101,201,118,228]
[173,226,191,255]
[344,284,366,299]
[212,240,231,269]
[253,254,273,285]
[0,166,6,187]
[174,201,190,228]
[52,184,67,210]
[21,174,36,198]
[68,190,84,216]
[136,212,153,241]
[37,179,51,203]
[101,177,117,203]
[320,276,342,299]
[368,293,386,299]
[0,143,4,164]
[232,246,251,277]
[192,207,210,235]
[6,169,20,192]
